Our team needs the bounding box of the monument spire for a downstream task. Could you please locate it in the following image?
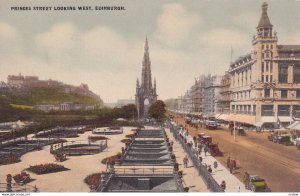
[141,37,152,90]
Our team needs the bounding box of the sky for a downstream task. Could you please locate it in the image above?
[0,0,300,103]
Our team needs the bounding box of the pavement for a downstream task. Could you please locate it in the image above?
[165,127,209,192]
[169,122,249,192]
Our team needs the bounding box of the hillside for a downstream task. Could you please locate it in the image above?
[1,87,103,107]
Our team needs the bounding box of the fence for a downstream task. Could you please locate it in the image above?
[0,183,38,192]
[168,120,224,192]
[50,140,108,155]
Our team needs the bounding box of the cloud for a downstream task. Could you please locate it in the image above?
[155,3,200,48]
[0,21,18,39]
[198,28,251,58]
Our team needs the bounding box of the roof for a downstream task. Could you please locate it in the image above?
[277,45,300,52]
[257,2,273,28]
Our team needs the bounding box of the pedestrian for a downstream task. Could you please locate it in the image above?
[227,156,231,168]
[229,161,233,174]
[198,145,202,155]
[204,145,208,156]
[208,165,212,173]
[243,171,250,189]
[170,140,174,147]
[183,155,189,168]
[199,156,202,163]
[213,161,218,169]
[221,180,226,191]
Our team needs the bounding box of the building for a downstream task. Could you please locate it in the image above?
[216,72,232,115]
[228,2,300,129]
[135,38,158,119]
[203,74,222,116]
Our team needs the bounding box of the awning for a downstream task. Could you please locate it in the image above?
[227,114,256,125]
[290,122,300,131]
[278,116,293,122]
[217,114,229,121]
[287,121,300,129]
[214,113,221,118]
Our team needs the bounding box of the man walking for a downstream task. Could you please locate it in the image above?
[204,145,208,156]
[183,155,189,168]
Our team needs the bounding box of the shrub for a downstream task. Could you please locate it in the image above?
[84,173,102,189]
[171,154,176,160]
[0,155,20,165]
[27,163,68,174]
[121,139,130,143]
[101,152,122,165]
[125,134,134,138]
[89,136,108,142]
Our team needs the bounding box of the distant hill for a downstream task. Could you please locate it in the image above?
[0,87,103,107]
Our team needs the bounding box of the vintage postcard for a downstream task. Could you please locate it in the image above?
[0,0,299,194]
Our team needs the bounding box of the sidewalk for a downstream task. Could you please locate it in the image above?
[165,128,208,192]
[171,123,249,192]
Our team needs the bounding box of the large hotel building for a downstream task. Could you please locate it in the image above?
[227,2,300,129]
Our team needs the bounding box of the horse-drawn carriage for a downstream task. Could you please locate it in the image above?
[237,127,247,136]
[208,143,223,156]
[198,133,212,143]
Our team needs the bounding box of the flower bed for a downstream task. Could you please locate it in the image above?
[101,153,122,165]
[125,134,134,138]
[0,155,20,165]
[121,138,131,143]
[89,136,108,142]
[84,173,103,189]
[27,163,69,174]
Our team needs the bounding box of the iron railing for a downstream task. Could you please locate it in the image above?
[168,120,224,192]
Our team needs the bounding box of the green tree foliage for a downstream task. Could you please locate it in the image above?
[148,100,166,122]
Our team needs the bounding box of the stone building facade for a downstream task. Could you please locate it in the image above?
[228,2,300,128]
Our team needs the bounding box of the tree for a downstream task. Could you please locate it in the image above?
[148,100,166,122]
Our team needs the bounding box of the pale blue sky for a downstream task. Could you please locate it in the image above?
[0,0,300,102]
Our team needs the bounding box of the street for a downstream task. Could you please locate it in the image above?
[172,114,300,192]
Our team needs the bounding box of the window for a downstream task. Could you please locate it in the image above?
[296,90,300,98]
[262,53,264,59]
[261,105,274,116]
[261,75,264,82]
[265,88,270,97]
[281,90,288,98]
[262,44,264,50]
[278,105,290,116]
[279,64,288,83]
[266,45,269,49]
[266,75,269,82]
[270,62,273,72]
[261,62,264,73]
[294,64,300,83]
[271,45,273,49]
[266,62,269,72]
[270,75,273,82]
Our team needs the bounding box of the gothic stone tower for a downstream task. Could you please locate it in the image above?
[135,38,158,119]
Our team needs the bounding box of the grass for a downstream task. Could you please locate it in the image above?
[10,104,34,109]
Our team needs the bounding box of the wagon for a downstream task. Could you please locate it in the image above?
[237,127,246,136]
[201,135,212,145]
[208,143,223,156]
